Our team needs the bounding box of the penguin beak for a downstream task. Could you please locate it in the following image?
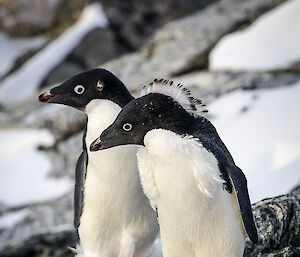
[38,91,57,103]
[90,137,104,152]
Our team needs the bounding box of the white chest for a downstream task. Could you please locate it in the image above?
[137,129,245,257]
[78,100,158,257]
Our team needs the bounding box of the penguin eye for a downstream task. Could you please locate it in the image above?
[74,85,85,94]
[123,123,132,132]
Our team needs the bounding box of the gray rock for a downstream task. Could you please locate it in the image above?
[1,188,299,257]
[103,0,286,92]
[22,104,87,144]
[41,27,129,89]
[244,188,300,256]
[98,0,219,50]
[71,27,129,68]
[172,71,300,103]
[0,0,87,37]
[0,193,74,251]
[39,60,85,89]
[0,0,60,36]
[0,229,76,257]
[47,132,83,179]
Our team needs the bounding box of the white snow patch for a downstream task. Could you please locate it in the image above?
[0,209,31,229]
[0,3,108,104]
[0,129,72,207]
[0,33,45,79]
[210,0,300,71]
[209,82,300,202]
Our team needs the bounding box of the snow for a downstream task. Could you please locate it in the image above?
[209,81,300,202]
[0,33,45,79]
[0,3,108,104]
[210,0,300,71]
[0,209,30,229]
[0,129,72,207]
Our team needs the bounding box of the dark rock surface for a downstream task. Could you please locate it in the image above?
[0,229,76,257]
[244,188,300,256]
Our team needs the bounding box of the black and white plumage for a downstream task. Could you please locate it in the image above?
[90,79,258,257]
[39,69,160,257]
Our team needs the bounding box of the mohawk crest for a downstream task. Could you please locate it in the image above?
[141,78,208,117]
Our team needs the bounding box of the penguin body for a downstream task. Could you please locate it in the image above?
[39,69,160,257]
[138,129,245,257]
[91,79,258,257]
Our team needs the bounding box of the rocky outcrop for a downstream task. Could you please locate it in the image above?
[244,188,300,256]
[1,188,299,257]
[0,0,87,37]
[97,0,219,50]
[0,229,76,257]
[103,0,285,92]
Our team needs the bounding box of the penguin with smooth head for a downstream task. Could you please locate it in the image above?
[39,69,160,257]
[90,79,258,257]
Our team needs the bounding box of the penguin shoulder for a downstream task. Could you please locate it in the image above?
[142,129,225,198]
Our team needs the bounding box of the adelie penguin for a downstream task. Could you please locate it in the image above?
[39,69,160,257]
[90,79,258,257]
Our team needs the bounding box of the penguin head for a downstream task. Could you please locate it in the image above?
[90,93,195,151]
[39,68,133,110]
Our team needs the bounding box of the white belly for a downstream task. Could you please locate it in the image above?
[79,100,159,257]
[138,129,245,257]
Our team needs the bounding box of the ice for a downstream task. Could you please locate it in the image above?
[0,129,72,207]
[0,3,108,104]
[209,81,300,202]
[210,0,300,71]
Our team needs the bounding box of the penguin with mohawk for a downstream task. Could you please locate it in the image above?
[91,79,258,257]
[39,69,160,257]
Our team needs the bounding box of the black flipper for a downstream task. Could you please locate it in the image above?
[221,159,258,243]
[74,150,87,236]
[192,119,258,244]
[74,123,88,241]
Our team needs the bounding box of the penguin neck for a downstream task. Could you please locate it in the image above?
[85,99,121,149]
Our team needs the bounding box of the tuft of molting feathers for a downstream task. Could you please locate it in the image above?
[141,78,208,117]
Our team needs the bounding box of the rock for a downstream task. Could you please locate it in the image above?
[103,0,286,92]
[98,0,219,50]
[0,229,76,257]
[244,188,300,256]
[71,27,129,68]
[39,59,85,89]
[0,193,74,251]
[41,27,129,88]
[0,0,87,37]
[172,71,300,103]
[22,104,86,144]
[1,187,299,257]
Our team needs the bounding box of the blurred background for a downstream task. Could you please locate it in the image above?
[0,0,299,256]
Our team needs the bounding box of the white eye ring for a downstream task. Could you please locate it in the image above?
[123,123,132,131]
[74,85,85,94]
